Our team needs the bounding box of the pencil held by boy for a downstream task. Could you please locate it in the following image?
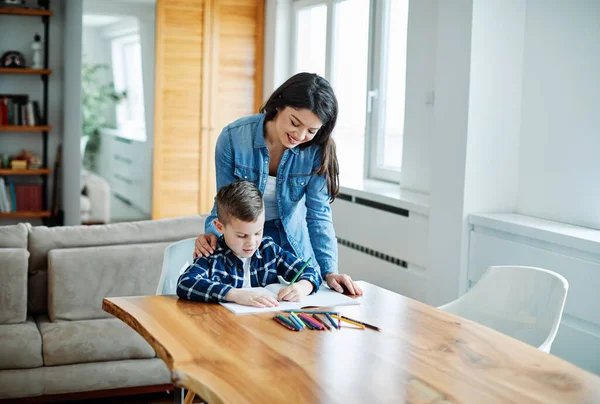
[176,180,320,308]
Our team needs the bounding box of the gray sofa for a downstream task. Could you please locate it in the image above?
[0,215,206,400]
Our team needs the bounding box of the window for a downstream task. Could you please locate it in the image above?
[293,2,327,77]
[111,33,146,141]
[292,0,409,184]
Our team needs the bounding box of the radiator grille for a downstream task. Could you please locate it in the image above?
[337,238,408,268]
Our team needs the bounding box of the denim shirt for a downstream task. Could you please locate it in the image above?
[205,114,338,277]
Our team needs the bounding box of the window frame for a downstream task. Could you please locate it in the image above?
[110,31,146,142]
[291,0,406,184]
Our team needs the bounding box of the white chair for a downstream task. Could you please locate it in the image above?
[438,266,568,353]
[156,237,197,295]
[80,170,111,224]
[156,237,200,404]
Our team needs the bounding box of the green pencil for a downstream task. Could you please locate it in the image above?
[288,257,312,285]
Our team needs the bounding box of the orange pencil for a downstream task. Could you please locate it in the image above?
[332,315,365,330]
[340,315,380,331]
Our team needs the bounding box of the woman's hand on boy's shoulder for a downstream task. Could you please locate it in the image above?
[325,273,363,296]
[194,233,218,258]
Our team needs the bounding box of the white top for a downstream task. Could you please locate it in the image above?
[263,176,279,221]
[240,257,251,288]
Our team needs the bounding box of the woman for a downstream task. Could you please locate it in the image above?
[194,72,362,295]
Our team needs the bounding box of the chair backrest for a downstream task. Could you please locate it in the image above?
[440,266,568,353]
[156,237,197,295]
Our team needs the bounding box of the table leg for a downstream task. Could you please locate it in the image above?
[184,391,196,404]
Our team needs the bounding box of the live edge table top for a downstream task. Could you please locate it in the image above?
[102,281,600,404]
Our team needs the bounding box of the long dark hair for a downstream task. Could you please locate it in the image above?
[260,72,339,202]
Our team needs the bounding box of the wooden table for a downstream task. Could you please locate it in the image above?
[102,281,600,404]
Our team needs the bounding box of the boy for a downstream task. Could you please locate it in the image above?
[177,181,321,308]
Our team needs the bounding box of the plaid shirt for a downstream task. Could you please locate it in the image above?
[177,236,321,302]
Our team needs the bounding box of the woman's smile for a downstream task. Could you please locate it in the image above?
[286,132,301,144]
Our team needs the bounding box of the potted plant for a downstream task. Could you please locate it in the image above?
[81,56,126,171]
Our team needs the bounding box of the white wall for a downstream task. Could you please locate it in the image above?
[400,0,437,194]
[517,0,600,230]
[62,0,83,226]
[425,0,473,306]
[0,0,65,225]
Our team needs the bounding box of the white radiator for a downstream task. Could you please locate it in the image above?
[332,195,429,301]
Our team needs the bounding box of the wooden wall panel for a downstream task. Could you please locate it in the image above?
[153,0,205,218]
[198,0,265,214]
[154,0,264,217]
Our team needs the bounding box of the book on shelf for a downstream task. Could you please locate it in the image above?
[0,95,42,126]
[0,177,43,213]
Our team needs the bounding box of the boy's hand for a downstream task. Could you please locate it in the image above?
[277,280,313,302]
[225,289,279,308]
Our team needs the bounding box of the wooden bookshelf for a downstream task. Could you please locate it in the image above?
[0,168,51,176]
[0,211,51,218]
[0,67,52,75]
[0,7,53,17]
[0,125,51,132]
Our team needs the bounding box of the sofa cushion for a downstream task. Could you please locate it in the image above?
[0,317,43,370]
[0,248,28,324]
[36,316,155,366]
[0,223,29,248]
[42,358,170,396]
[29,215,207,274]
[0,367,44,399]
[27,215,207,314]
[48,242,172,321]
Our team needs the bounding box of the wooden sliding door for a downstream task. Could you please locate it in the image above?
[153,0,264,219]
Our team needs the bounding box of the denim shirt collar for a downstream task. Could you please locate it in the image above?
[253,113,299,155]
[216,235,263,267]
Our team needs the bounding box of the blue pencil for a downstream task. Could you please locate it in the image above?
[325,312,339,329]
[276,314,301,331]
[287,313,305,330]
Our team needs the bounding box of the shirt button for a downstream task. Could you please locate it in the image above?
[301,182,305,185]
[244,176,248,179]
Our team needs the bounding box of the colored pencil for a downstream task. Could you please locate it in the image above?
[288,257,312,285]
[287,313,305,330]
[282,309,339,315]
[340,315,380,332]
[272,316,298,331]
[290,312,310,330]
[299,313,324,330]
[276,314,300,331]
[313,314,331,330]
[324,312,339,329]
[332,315,365,330]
